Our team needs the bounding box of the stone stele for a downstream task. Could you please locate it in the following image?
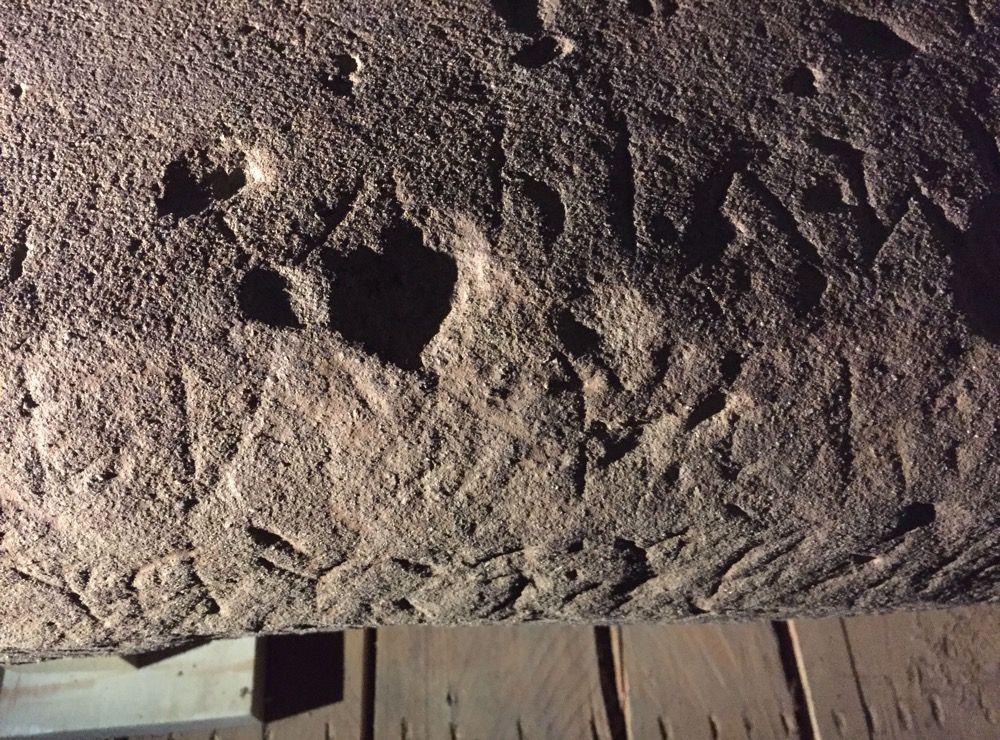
[1,0,999,661]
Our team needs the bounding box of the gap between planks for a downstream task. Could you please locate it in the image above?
[786,621,822,739]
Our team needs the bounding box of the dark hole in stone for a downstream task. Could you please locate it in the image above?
[521,175,565,245]
[723,503,752,520]
[238,267,300,328]
[660,462,680,487]
[610,538,654,598]
[207,167,247,201]
[591,422,643,468]
[324,221,457,370]
[9,235,27,282]
[953,194,1000,344]
[21,392,38,416]
[801,182,843,212]
[598,428,642,468]
[680,151,749,273]
[489,0,542,34]
[793,261,828,318]
[628,0,655,17]
[723,258,752,296]
[319,53,358,96]
[685,388,727,431]
[648,213,679,246]
[554,310,601,358]
[884,502,936,540]
[782,65,817,97]
[393,598,416,612]
[827,8,916,61]
[546,355,582,396]
[157,155,247,219]
[247,525,284,549]
[613,536,641,552]
[687,600,709,615]
[513,36,561,68]
[720,350,743,386]
[157,160,212,218]
[392,557,433,578]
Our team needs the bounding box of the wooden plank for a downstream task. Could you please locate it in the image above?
[264,629,370,740]
[373,624,615,739]
[619,621,803,739]
[791,603,1000,739]
[0,638,258,739]
[785,618,869,739]
[133,724,263,740]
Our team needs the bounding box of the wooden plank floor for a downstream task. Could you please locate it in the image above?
[131,603,1000,739]
[373,624,614,739]
[618,621,804,739]
[792,607,1000,739]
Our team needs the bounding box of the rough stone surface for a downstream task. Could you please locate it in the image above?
[1,0,999,661]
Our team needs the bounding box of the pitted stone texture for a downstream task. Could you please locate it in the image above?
[1,0,999,660]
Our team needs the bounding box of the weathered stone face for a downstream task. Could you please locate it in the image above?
[1,0,999,660]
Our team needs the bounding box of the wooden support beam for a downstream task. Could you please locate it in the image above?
[0,638,259,738]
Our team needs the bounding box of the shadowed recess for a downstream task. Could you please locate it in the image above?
[783,65,817,97]
[826,8,916,61]
[513,36,562,68]
[8,229,27,283]
[554,309,602,358]
[884,502,936,541]
[254,632,345,721]
[157,160,212,218]
[593,627,629,740]
[918,193,1000,345]
[685,389,727,431]
[954,194,1000,344]
[121,639,211,669]
[238,267,300,328]
[521,174,566,244]
[628,0,654,17]
[319,53,358,96]
[157,155,247,219]
[628,0,680,19]
[680,149,751,273]
[324,221,457,370]
[490,0,542,34]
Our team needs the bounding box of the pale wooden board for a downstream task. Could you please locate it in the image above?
[264,629,370,740]
[0,638,257,739]
[618,622,803,739]
[791,603,1000,739]
[134,630,369,740]
[373,623,615,739]
[133,725,263,740]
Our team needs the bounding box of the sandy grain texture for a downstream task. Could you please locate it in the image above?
[1,0,999,660]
